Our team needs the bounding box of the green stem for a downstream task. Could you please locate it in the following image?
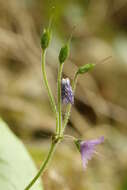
[64,134,76,141]
[57,64,63,135]
[41,50,59,132]
[62,72,78,133]
[24,141,58,190]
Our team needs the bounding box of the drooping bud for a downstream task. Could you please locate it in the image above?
[40,29,52,50]
[61,78,74,104]
[77,63,95,74]
[59,44,69,64]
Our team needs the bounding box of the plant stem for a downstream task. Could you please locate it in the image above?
[62,72,78,133]
[24,141,58,190]
[57,64,63,135]
[24,50,63,190]
[41,50,59,132]
[64,134,76,141]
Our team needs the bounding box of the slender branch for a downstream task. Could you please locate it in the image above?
[57,64,63,135]
[41,50,59,132]
[64,134,76,141]
[24,50,63,190]
[62,72,78,133]
[24,141,58,190]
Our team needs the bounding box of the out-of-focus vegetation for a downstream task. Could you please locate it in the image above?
[0,118,43,190]
[0,0,127,190]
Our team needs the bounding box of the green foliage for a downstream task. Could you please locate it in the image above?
[77,63,95,74]
[0,118,43,190]
[59,44,69,64]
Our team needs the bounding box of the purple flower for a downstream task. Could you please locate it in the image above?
[61,78,74,104]
[75,136,104,169]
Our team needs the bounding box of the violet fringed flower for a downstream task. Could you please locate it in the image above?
[61,78,74,104]
[75,136,104,169]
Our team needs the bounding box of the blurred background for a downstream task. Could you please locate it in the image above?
[0,0,127,189]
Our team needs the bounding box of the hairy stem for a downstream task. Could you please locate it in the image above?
[62,72,78,133]
[57,64,63,135]
[41,50,59,132]
[24,141,58,190]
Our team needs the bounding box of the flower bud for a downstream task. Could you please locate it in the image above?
[41,29,52,50]
[59,44,69,64]
[77,63,95,74]
[61,78,74,104]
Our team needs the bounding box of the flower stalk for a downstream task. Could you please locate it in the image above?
[62,63,95,133]
[41,50,59,132]
[24,139,59,190]
[58,42,69,135]
[57,63,63,135]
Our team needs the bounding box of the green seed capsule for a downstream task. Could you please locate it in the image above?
[40,29,51,50]
[59,44,69,64]
[77,63,95,74]
[74,139,81,152]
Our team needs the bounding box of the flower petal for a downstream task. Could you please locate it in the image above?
[81,144,95,169]
[80,136,104,169]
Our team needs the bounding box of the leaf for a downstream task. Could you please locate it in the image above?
[0,118,43,190]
